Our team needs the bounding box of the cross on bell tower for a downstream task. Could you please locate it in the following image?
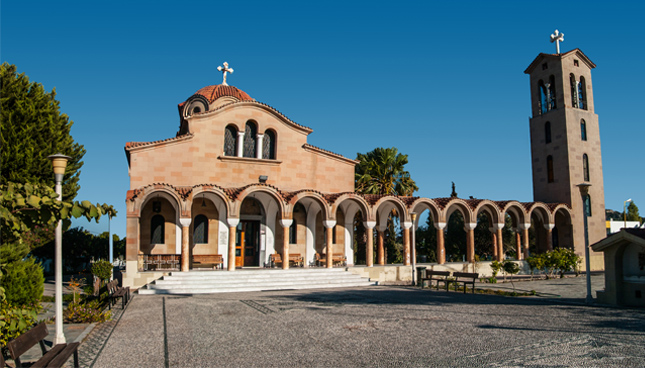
[550,29,564,54]
[217,62,234,86]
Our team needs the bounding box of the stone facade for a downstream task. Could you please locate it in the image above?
[525,49,606,270]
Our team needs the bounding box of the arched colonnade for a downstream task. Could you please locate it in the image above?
[125,183,572,272]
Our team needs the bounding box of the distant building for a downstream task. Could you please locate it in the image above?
[607,219,645,235]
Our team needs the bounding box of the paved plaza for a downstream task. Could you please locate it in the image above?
[69,274,644,368]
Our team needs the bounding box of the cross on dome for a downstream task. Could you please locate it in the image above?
[217,62,234,86]
[550,30,564,54]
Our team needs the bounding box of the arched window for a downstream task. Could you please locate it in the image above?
[151,215,165,244]
[547,155,554,183]
[584,195,593,216]
[262,130,276,160]
[243,121,257,158]
[538,80,548,115]
[569,74,578,108]
[580,119,587,141]
[583,154,590,181]
[548,75,557,110]
[224,125,237,156]
[289,218,297,244]
[545,122,552,144]
[193,215,208,244]
[578,77,587,110]
[192,107,201,114]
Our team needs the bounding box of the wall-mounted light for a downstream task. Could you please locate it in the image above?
[201,193,206,208]
[259,175,268,183]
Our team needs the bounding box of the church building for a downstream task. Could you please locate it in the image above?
[122,38,605,289]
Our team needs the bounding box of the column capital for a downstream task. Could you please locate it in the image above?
[323,220,337,229]
[544,223,555,230]
[179,218,192,227]
[227,217,240,227]
[518,223,531,230]
[492,223,504,230]
[237,131,245,137]
[279,218,293,228]
[256,133,265,138]
[464,222,477,231]
[364,220,376,229]
[402,221,413,229]
[433,222,447,230]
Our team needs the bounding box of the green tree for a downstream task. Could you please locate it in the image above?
[626,201,641,223]
[355,147,418,196]
[1,63,85,203]
[355,147,418,264]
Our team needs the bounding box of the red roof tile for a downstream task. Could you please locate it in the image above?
[179,85,254,107]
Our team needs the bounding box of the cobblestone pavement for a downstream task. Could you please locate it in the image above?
[82,277,644,368]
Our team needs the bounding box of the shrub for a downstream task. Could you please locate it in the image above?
[0,300,40,349]
[503,260,520,293]
[91,260,112,284]
[490,260,503,279]
[1,254,44,306]
[64,300,111,323]
[525,255,544,280]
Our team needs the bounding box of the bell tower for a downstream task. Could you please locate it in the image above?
[524,40,606,269]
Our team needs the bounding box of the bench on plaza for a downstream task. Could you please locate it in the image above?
[315,253,347,267]
[192,254,224,269]
[6,322,79,368]
[108,279,130,309]
[420,270,451,290]
[270,253,304,267]
[452,272,479,293]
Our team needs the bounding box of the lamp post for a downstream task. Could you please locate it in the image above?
[624,198,632,230]
[411,213,417,286]
[48,153,71,344]
[576,183,593,305]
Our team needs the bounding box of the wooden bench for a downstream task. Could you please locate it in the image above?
[6,322,79,368]
[420,270,451,290]
[289,253,304,267]
[107,279,130,309]
[269,253,303,267]
[315,253,347,267]
[452,272,479,293]
[192,254,224,269]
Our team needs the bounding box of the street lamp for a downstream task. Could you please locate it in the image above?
[48,153,71,344]
[411,213,417,286]
[576,182,593,305]
[624,198,633,230]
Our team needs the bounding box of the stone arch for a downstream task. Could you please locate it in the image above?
[553,205,573,250]
[410,198,441,227]
[131,184,184,218]
[288,191,332,266]
[232,185,286,219]
[527,203,553,254]
[332,194,371,266]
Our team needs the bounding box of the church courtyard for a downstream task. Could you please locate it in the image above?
[85,278,644,367]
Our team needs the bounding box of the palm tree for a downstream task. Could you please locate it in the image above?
[355,147,418,196]
[354,147,418,263]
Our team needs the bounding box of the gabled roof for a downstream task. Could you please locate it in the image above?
[524,48,596,74]
[591,229,645,252]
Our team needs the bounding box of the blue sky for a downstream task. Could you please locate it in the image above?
[2,0,644,238]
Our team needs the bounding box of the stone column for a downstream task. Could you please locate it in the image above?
[489,228,497,259]
[280,219,293,270]
[376,228,385,265]
[364,221,376,267]
[493,223,504,261]
[545,223,555,251]
[464,223,476,262]
[179,218,192,271]
[519,223,531,259]
[515,230,522,260]
[323,220,336,269]
[256,134,264,159]
[227,218,239,271]
[236,131,244,157]
[402,221,412,266]
[434,222,446,264]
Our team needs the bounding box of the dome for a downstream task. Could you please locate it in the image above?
[180,84,254,107]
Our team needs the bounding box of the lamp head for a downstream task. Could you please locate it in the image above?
[47,153,71,176]
[259,175,268,183]
[576,183,591,197]
[411,212,417,221]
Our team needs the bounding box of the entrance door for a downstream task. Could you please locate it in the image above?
[235,221,260,267]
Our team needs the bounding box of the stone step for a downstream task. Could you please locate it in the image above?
[138,268,375,295]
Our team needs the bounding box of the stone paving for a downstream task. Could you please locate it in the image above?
[14,274,644,367]
[82,275,644,368]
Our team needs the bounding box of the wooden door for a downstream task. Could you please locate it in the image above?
[235,221,260,267]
